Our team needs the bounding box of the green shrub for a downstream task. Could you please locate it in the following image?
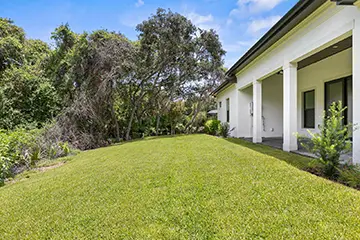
[0,156,12,186]
[297,101,353,179]
[59,142,71,156]
[339,165,360,189]
[219,122,235,138]
[0,127,75,184]
[204,119,221,136]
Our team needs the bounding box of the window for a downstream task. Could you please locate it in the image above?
[226,98,230,123]
[325,77,351,125]
[218,101,222,108]
[303,90,315,128]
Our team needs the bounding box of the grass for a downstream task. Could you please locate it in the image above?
[1,135,360,239]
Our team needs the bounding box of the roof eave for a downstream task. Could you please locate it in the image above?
[211,76,237,97]
[226,0,327,77]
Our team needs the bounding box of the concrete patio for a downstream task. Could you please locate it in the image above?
[243,137,352,162]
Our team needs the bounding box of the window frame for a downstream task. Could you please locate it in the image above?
[303,89,315,129]
[226,98,230,123]
[324,76,350,125]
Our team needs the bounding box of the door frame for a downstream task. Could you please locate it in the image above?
[324,76,351,124]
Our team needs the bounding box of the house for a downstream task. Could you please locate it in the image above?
[212,0,360,163]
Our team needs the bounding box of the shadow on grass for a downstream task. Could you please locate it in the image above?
[114,134,187,146]
[224,138,313,170]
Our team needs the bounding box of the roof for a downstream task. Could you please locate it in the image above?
[211,75,237,96]
[207,110,218,115]
[212,0,333,97]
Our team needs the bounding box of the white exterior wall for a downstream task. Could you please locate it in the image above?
[262,75,283,137]
[237,86,253,138]
[216,2,360,162]
[297,48,352,136]
[216,85,238,137]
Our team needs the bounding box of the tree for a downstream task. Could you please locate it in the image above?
[46,23,78,103]
[0,18,25,72]
[121,8,225,140]
[52,29,136,147]
[0,18,58,130]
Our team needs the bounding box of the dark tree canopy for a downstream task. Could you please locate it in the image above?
[0,8,226,147]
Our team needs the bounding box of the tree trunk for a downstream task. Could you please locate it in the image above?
[110,102,120,142]
[156,114,160,136]
[185,102,201,133]
[125,106,137,141]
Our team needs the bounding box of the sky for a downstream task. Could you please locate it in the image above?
[0,0,298,68]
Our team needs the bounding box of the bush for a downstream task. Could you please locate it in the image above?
[204,119,221,136]
[0,126,75,185]
[219,122,235,138]
[297,101,353,179]
[339,165,360,189]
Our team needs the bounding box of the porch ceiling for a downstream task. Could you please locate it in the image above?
[298,36,352,69]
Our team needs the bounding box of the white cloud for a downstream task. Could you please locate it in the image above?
[186,12,220,31]
[247,15,281,34]
[135,0,144,7]
[224,40,255,52]
[237,0,287,14]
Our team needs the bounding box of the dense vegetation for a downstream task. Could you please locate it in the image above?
[0,9,225,182]
[2,135,360,239]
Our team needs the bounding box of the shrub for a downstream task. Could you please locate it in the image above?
[297,101,353,179]
[0,126,75,184]
[219,122,235,138]
[204,119,221,136]
[339,165,360,189]
[0,156,12,186]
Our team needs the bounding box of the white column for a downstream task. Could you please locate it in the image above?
[283,62,298,151]
[253,80,262,143]
[235,89,240,138]
[353,16,360,164]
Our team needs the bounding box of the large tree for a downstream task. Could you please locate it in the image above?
[0,18,59,129]
[122,8,225,140]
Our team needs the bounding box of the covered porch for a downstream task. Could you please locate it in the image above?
[243,137,352,161]
[236,32,359,163]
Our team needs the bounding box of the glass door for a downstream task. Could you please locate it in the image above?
[324,76,352,124]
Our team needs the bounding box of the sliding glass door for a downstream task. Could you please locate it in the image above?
[325,76,352,124]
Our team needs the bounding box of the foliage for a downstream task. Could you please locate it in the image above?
[219,122,235,138]
[0,18,58,130]
[204,119,221,136]
[0,128,39,184]
[297,101,353,179]
[0,127,73,184]
[2,135,360,238]
[0,11,226,180]
[0,66,59,129]
[339,164,360,189]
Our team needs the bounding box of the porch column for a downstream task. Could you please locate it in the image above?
[283,62,298,151]
[353,16,360,164]
[253,79,262,143]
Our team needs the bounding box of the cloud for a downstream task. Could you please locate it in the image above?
[223,40,255,53]
[236,0,287,14]
[186,12,220,31]
[135,0,144,7]
[247,15,281,34]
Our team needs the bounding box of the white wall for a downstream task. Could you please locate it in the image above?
[262,74,283,137]
[216,3,358,142]
[217,85,238,137]
[238,86,253,138]
[297,48,352,136]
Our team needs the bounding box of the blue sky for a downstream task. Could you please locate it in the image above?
[0,0,298,67]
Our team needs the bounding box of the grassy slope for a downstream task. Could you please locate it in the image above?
[1,135,360,239]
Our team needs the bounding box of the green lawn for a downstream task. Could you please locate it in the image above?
[1,135,360,239]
